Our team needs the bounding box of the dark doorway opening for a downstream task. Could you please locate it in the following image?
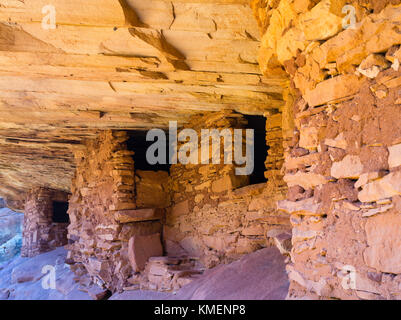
[52,201,69,223]
[244,115,268,185]
[126,130,171,173]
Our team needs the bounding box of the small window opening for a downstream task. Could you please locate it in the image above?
[126,130,171,172]
[244,115,268,185]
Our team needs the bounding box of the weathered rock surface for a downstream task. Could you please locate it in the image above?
[0,246,289,300]
[169,248,289,300]
[0,247,93,300]
[364,211,401,274]
[110,248,289,300]
[0,207,23,262]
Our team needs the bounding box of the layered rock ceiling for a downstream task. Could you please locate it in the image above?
[0,0,287,203]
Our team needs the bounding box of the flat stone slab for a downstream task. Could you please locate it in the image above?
[170,247,289,300]
[114,208,164,223]
[128,233,163,272]
[148,256,181,265]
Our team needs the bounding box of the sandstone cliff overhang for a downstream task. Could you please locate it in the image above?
[0,0,288,206]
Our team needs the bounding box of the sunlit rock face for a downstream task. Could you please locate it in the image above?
[0,204,23,262]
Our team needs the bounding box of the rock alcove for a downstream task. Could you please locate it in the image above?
[0,0,401,300]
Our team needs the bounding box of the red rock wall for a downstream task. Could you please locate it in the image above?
[21,187,68,257]
[253,1,401,299]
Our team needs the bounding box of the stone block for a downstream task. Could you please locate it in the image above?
[203,235,237,252]
[388,143,401,168]
[266,229,292,255]
[284,172,327,189]
[304,75,364,107]
[299,126,319,151]
[355,171,386,189]
[358,171,401,202]
[211,174,248,193]
[324,133,347,150]
[331,155,363,179]
[277,198,322,216]
[170,200,190,218]
[248,196,273,211]
[135,170,170,208]
[241,225,265,236]
[364,211,401,274]
[128,233,163,272]
[109,202,136,211]
[114,208,164,223]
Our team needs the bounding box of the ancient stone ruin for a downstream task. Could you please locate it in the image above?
[0,0,401,300]
[21,187,69,257]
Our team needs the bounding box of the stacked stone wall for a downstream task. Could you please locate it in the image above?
[21,187,68,257]
[165,111,289,268]
[253,0,401,299]
[67,131,163,292]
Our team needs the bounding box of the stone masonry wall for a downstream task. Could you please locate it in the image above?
[165,111,289,268]
[21,187,69,258]
[254,0,401,299]
[67,131,163,292]
[265,110,288,192]
[66,115,290,291]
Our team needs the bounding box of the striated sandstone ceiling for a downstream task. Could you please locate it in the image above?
[0,0,288,204]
